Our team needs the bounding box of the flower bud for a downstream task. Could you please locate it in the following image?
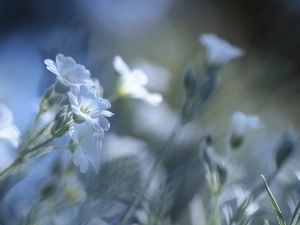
[229,112,263,150]
[200,136,227,194]
[181,67,198,123]
[275,129,297,169]
[216,161,227,187]
[40,180,58,199]
[40,85,62,113]
[51,111,73,138]
[54,105,69,121]
[183,67,197,98]
[198,71,219,103]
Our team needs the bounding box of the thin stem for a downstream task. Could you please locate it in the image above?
[0,156,23,178]
[210,195,220,225]
[23,146,68,161]
[0,138,57,179]
[24,121,53,150]
[26,137,55,153]
[23,111,43,147]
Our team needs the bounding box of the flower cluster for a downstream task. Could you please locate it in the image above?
[45,54,114,173]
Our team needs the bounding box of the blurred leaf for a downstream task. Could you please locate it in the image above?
[261,175,286,225]
[289,200,300,225]
[0,174,22,201]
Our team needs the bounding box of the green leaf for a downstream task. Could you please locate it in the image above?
[261,175,286,225]
[289,200,300,225]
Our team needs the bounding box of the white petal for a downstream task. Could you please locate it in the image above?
[56,54,76,76]
[245,115,263,130]
[91,119,102,131]
[144,93,163,106]
[99,117,110,131]
[0,125,21,148]
[231,111,263,136]
[73,148,84,166]
[199,33,244,66]
[113,56,131,76]
[131,69,148,85]
[44,59,60,76]
[99,99,111,110]
[101,110,114,117]
[0,104,13,128]
[80,158,89,173]
[69,126,79,143]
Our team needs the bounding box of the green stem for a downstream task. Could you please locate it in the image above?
[23,146,68,161]
[23,111,43,147]
[26,137,55,153]
[210,195,220,225]
[0,156,23,178]
[0,137,56,179]
[24,121,53,150]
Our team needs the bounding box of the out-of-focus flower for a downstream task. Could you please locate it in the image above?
[0,104,21,148]
[113,56,163,106]
[68,85,113,131]
[229,111,264,149]
[199,34,244,68]
[44,54,94,93]
[63,174,87,202]
[69,123,103,173]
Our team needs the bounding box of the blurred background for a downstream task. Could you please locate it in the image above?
[1,0,300,224]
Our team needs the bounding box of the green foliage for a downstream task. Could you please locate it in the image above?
[261,175,286,225]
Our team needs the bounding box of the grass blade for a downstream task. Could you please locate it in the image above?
[261,175,286,225]
[289,200,300,225]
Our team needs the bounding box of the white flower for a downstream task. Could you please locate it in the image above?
[63,173,87,202]
[68,85,114,131]
[113,56,163,106]
[69,123,103,173]
[230,111,263,149]
[44,54,94,92]
[0,104,21,148]
[199,34,244,67]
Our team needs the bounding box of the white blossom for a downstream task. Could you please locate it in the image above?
[69,123,103,173]
[113,56,163,106]
[231,112,263,136]
[199,34,244,67]
[44,54,94,92]
[0,104,21,148]
[230,111,263,149]
[68,85,113,131]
